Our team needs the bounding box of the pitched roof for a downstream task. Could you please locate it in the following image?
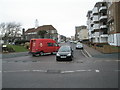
[36,25,56,31]
[25,25,56,33]
[25,28,35,33]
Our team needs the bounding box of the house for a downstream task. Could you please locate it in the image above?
[25,25,58,41]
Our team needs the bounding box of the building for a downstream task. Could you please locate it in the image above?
[75,26,81,40]
[75,26,88,41]
[87,1,120,53]
[107,1,120,46]
[71,36,75,41]
[77,25,88,41]
[87,1,108,45]
[25,25,58,41]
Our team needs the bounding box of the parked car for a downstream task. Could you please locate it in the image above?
[29,39,60,56]
[73,41,78,44]
[56,45,73,61]
[76,42,83,49]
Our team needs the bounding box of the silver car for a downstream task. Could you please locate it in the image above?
[76,42,83,49]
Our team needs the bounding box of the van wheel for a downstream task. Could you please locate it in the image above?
[32,54,39,57]
[40,51,44,56]
[32,54,36,57]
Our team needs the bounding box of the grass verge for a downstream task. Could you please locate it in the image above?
[7,45,28,52]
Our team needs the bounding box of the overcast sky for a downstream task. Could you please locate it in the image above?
[0,0,101,37]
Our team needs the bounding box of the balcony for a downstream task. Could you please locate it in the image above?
[92,34,95,38]
[99,6,107,12]
[99,15,107,22]
[93,24,100,30]
[90,21,94,25]
[93,15,99,23]
[100,34,108,37]
[92,7,99,15]
[100,25,107,29]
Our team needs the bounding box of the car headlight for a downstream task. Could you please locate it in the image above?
[67,53,71,56]
[56,53,60,56]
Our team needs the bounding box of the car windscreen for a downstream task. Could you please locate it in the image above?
[77,43,82,45]
[58,46,71,52]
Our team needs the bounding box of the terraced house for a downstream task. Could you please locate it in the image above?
[25,25,58,41]
[87,1,120,53]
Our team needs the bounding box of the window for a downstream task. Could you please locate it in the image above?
[47,43,53,47]
[53,43,58,46]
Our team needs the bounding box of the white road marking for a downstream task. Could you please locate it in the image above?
[61,71,75,73]
[32,70,47,72]
[95,70,100,72]
[84,49,92,57]
[81,50,88,58]
[3,69,92,73]
[75,69,92,72]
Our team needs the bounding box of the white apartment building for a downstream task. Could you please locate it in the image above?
[87,2,108,44]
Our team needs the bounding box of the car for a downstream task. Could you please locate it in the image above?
[73,41,78,44]
[76,42,83,49]
[70,40,73,43]
[56,45,73,61]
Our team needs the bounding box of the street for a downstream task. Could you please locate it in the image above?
[2,42,118,88]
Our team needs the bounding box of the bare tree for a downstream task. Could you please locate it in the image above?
[0,22,6,37]
[0,22,22,43]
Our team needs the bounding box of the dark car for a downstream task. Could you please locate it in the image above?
[56,45,73,61]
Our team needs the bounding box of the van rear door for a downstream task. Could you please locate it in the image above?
[30,40,36,52]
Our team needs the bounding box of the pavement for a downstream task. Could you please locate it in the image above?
[83,44,119,60]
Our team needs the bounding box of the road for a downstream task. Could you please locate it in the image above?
[2,42,118,88]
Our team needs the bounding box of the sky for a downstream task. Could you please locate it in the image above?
[0,0,101,37]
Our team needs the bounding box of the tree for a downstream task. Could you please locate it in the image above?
[37,30,47,38]
[0,23,6,37]
[0,22,21,43]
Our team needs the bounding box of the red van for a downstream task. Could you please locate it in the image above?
[29,39,60,56]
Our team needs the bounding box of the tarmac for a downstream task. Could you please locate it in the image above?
[1,44,120,60]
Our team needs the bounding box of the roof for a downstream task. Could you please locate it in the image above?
[25,28,35,33]
[36,25,56,31]
[25,25,56,33]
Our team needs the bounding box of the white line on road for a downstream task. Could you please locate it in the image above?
[81,50,88,58]
[61,71,75,73]
[75,69,92,72]
[95,70,100,72]
[84,49,92,57]
[3,69,100,73]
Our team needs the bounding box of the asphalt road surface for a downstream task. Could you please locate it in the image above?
[2,43,118,88]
